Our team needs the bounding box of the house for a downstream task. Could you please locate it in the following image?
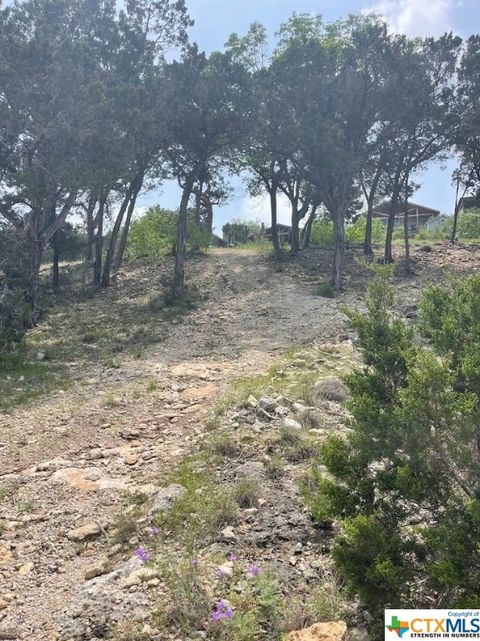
[263,224,292,243]
[457,195,480,215]
[373,200,441,236]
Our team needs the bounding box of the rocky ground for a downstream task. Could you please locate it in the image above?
[1,243,479,641]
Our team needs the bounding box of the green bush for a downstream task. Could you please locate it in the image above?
[222,219,261,245]
[345,215,386,245]
[311,215,385,248]
[304,268,480,624]
[0,225,34,363]
[457,209,480,239]
[127,206,211,261]
[310,218,334,247]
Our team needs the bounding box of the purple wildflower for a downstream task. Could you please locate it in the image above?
[134,547,150,563]
[227,553,237,562]
[150,527,160,536]
[217,568,227,579]
[247,565,261,577]
[210,599,234,623]
[191,559,199,567]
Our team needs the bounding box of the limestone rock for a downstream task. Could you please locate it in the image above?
[220,526,236,542]
[287,621,348,641]
[149,484,186,515]
[282,418,302,431]
[123,451,140,466]
[67,522,102,542]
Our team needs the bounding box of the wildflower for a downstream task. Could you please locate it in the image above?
[210,599,234,623]
[191,559,199,567]
[150,527,160,536]
[247,564,261,577]
[217,568,227,579]
[227,553,237,562]
[134,547,150,563]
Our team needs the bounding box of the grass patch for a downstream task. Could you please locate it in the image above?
[154,460,239,551]
[0,360,70,411]
[233,479,262,508]
[314,281,335,298]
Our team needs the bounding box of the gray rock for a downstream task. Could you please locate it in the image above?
[235,462,266,480]
[282,418,302,431]
[220,526,236,542]
[292,402,307,415]
[149,483,186,515]
[257,396,278,413]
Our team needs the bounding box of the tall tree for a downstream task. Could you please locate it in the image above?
[164,48,252,298]
[380,33,461,264]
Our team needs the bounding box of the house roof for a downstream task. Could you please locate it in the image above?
[373,200,440,217]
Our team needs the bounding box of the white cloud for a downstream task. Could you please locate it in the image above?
[236,193,292,226]
[365,0,454,37]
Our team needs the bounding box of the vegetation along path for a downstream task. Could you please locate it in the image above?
[0,249,355,641]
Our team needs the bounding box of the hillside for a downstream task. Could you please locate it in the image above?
[1,243,480,641]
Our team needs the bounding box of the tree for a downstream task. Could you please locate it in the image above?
[164,47,252,298]
[304,269,480,629]
[0,0,124,300]
[379,34,461,264]
[99,0,192,288]
[276,15,391,288]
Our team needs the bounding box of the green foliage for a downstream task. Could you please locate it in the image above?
[311,215,385,249]
[155,557,211,634]
[127,207,211,261]
[223,220,261,245]
[310,218,334,248]
[345,215,386,245]
[457,209,480,239]
[306,269,480,621]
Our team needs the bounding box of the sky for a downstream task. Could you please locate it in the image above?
[134,0,480,231]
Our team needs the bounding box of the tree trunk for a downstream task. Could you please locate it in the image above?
[101,189,133,288]
[364,197,374,255]
[269,185,282,261]
[205,201,213,238]
[112,188,140,281]
[173,172,197,299]
[52,245,60,292]
[331,208,345,290]
[291,206,300,253]
[403,205,411,274]
[301,206,317,249]
[450,176,461,244]
[93,195,106,287]
[85,195,97,262]
[384,194,399,264]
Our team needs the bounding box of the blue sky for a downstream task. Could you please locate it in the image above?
[137,0,479,231]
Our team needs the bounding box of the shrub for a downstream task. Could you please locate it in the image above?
[305,268,480,623]
[127,206,210,261]
[311,215,385,248]
[345,214,386,245]
[311,218,334,248]
[456,208,480,239]
[313,377,350,403]
[223,219,261,245]
[314,281,335,298]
